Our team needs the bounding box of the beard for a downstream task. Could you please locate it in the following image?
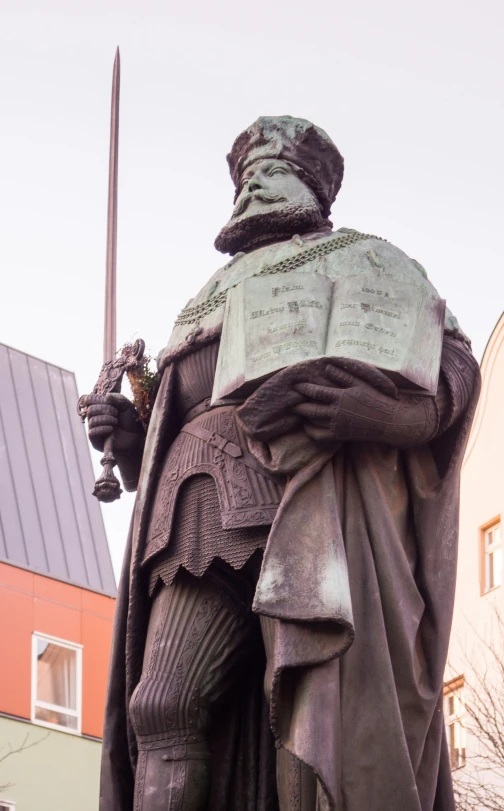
[214,194,328,255]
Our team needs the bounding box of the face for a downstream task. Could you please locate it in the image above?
[215,158,327,255]
[232,159,317,219]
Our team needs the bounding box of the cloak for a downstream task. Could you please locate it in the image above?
[99,228,480,811]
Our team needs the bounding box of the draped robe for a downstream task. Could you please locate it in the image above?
[99,229,480,811]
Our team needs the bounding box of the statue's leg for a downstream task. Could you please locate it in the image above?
[130,565,255,811]
[260,616,318,811]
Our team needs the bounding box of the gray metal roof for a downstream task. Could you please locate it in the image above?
[0,342,116,597]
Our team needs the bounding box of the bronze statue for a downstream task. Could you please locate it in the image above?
[88,117,480,811]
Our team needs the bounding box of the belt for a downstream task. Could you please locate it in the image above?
[181,423,241,457]
[182,397,247,426]
[182,398,212,425]
[180,422,284,485]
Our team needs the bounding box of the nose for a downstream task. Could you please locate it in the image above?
[247,173,263,193]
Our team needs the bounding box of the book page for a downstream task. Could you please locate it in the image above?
[212,284,246,401]
[213,269,444,402]
[326,274,434,388]
[243,273,332,383]
[400,291,445,393]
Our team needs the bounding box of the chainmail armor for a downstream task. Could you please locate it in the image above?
[148,475,268,594]
[174,229,385,326]
[146,342,277,589]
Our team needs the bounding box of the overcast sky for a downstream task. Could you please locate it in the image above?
[1,0,503,580]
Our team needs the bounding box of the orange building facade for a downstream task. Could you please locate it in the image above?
[0,343,116,811]
[0,562,114,740]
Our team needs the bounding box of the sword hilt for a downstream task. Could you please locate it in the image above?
[78,338,145,503]
[92,435,122,503]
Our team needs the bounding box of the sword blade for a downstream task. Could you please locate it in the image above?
[104,47,120,364]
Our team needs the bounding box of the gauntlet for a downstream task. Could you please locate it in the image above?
[293,378,440,448]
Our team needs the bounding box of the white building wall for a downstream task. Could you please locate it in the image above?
[447,312,504,792]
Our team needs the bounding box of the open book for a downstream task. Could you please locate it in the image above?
[211,271,445,404]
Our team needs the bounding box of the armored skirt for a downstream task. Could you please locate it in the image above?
[142,340,284,591]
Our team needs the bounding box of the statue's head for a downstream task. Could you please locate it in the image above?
[215,116,344,255]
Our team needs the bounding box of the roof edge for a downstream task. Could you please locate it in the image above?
[0,340,75,375]
[0,557,116,599]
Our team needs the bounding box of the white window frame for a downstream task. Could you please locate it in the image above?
[0,801,16,810]
[482,520,502,594]
[31,632,82,736]
[444,677,466,770]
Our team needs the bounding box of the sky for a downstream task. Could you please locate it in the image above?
[1,0,503,581]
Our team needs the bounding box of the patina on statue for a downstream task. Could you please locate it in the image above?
[87,117,480,811]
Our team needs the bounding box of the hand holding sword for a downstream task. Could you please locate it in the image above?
[78,49,145,503]
[78,340,145,502]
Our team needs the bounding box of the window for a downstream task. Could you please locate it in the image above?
[0,803,16,810]
[482,520,502,594]
[31,633,82,734]
[444,676,466,770]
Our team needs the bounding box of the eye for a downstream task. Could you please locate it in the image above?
[269,166,287,177]
[241,178,250,190]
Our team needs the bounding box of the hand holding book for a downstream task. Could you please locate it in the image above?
[292,362,439,447]
[238,357,440,449]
